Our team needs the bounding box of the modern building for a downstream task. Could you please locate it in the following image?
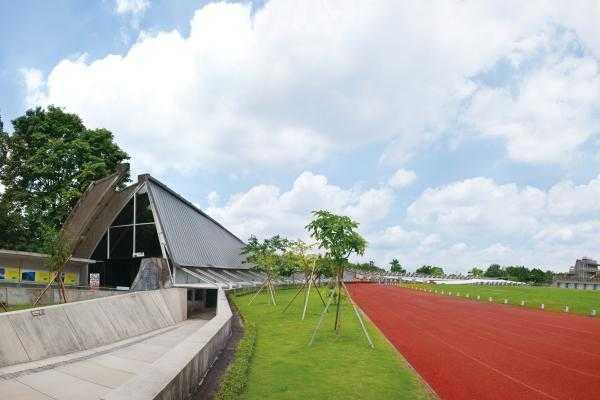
[553,257,600,290]
[61,164,263,293]
[0,248,92,286]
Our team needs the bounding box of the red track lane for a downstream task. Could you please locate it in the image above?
[347,284,600,400]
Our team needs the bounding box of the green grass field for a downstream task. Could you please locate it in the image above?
[231,287,432,400]
[403,283,600,316]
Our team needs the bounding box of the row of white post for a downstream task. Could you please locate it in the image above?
[399,284,597,317]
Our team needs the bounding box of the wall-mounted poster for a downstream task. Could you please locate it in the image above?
[35,271,50,283]
[21,270,36,282]
[64,272,78,285]
[90,273,100,290]
[5,268,20,281]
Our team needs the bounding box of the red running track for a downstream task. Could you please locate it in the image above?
[347,283,600,400]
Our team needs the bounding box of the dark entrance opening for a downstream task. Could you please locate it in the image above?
[89,258,142,288]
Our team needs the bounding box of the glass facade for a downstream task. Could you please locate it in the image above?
[91,187,163,261]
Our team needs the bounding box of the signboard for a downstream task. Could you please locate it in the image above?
[36,271,50,283]
[21,270,36,282]
[89,273,100,290]
[4,268,20,281]
[64,272,78,286]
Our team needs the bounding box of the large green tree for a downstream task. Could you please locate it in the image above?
[390,258,406,274]
[416,265,444,277]
[0,106,129,251]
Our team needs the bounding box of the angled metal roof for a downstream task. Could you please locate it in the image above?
[145,176,247,269]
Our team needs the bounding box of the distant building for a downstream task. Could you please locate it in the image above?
[553,257,600,290]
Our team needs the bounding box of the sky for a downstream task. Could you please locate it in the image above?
[2,0,600,273]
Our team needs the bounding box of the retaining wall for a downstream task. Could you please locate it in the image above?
[0,288,187,368]
[104,288,233,400]
[0,284,120,306]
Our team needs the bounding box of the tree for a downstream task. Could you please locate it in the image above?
[416,265,444,277]
[242,235,290,305]
[529,268,547,285]
[469,267,484,277]
[0,106,129,252]
[306,210,371,346]
[306,210,367,266]
[350,260,384,272]
[281,240,326,319]
[390,259,405,274]
[33,228,76,306]
[484,264,503,278]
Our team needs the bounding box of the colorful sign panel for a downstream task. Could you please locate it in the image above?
[4,268,20,281]
[36,270,50,283]
[64,272,78,285]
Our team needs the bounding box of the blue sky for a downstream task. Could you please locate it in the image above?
[2,0,600,273]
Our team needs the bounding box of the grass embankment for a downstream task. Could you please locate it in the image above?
[403,283,600,316]
[223,287,431,400]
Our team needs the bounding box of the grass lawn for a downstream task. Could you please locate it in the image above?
[231,286,432,400]
[403,283,600,316]
[1,304,33,313]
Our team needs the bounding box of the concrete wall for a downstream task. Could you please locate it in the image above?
[0,288,187,368]
[0,285,119,306]
[104,288,233,400]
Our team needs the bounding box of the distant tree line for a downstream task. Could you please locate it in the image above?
[471,264,554,285]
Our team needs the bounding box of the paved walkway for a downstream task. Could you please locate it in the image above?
[0,318,210,400]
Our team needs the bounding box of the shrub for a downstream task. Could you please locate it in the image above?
[214,315,257,400]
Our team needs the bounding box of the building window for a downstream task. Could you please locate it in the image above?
[91,184,163,261]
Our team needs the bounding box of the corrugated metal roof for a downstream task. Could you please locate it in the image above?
[146,177,247,269]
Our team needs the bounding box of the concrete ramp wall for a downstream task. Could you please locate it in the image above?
[105,288,232,400]
[0,288,187,368]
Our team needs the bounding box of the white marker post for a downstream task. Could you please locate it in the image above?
[520,300,525,306]
[477,295,480,300]
[565,306,569,313]
[541,303,545,310]
[592,309,597,317]
[489,297,493,302]
[504,299,508,304]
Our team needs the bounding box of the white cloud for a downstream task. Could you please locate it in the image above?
[547,175,600,217]
[20,68,47,106]
[407,177,546,237]
[465,51,600,164]
[389,174,600,271]
[114,0,149,16]
[25,0,600,173]
[205,171,393,241]
[388,169,416,188]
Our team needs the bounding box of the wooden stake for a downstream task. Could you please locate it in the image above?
[282,278,309,312]
[302,271,314,320]
[248,278,268,305]
[342,282,374,348]
[308,288,335,346]
[268,277,277,306]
